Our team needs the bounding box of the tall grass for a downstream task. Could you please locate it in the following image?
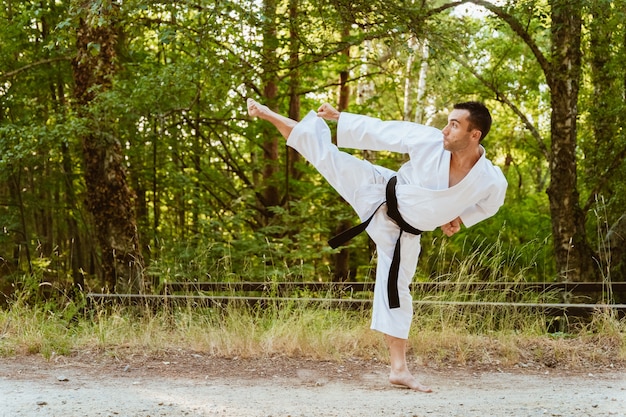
[1,237,625,369]
[0,297,380,361]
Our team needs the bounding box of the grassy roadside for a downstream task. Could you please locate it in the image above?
[1,297,624,371]
[3,235,624,370]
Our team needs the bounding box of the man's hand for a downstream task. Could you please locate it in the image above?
[317,103,340,121]
[440,217,462,237]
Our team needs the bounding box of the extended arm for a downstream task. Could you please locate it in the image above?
[317,102,421,152]
[336,111,441,153]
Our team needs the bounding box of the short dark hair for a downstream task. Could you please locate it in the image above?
[453,101,492,141]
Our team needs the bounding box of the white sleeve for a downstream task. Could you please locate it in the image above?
[459,173,508,227]
[337,112,441,153]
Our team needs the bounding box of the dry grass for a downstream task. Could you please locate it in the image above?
[2,236,624,369]
[1,298,624,371]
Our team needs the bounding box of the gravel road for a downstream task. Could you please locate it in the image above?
[1,355,625,417]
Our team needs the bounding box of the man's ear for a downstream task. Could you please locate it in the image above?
[471,129,482,142]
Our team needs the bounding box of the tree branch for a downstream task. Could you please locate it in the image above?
[0,57,73,81]
[454,55,549,159]
[467,0,552,87]
[425,0,474,17]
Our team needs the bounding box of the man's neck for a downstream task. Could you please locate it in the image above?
[449,146,482,187]
[451,146,482,169]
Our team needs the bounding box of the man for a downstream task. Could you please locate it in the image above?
[247,98,507,392]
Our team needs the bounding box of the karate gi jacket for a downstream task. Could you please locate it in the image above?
[287,111,508,338]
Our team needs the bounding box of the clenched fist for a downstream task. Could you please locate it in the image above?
[317,103,340,121]
[441,217,462,237]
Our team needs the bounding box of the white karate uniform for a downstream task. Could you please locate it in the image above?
[287,111,508,339]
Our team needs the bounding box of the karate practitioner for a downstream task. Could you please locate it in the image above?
[247,98,507,392]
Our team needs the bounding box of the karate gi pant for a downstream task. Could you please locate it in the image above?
[287,111,421,340]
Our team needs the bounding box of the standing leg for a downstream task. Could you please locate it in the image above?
[368,216,431,392]
[385,335,432,392]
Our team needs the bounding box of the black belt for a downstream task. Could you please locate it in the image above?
[328,176,422,308]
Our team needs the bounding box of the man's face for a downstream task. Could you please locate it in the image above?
[441,109,480,152]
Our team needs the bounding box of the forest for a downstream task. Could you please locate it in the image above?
[1,0,626,299]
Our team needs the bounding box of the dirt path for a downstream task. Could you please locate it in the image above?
[1,354,625,417]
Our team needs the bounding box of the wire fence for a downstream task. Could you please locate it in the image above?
[87,281,626,318]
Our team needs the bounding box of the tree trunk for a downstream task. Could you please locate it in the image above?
[152,118,161,243]
[546,0,596,281]
[61,139,85,289]
[403,36,417,121]
[586,2,621,280]
[71,0,145,293]
[8,169,33,275]
[466,0,600,281]
[260,0,281,220]
[287,0,302,184]
[54,71,86,288]
[414,40,429,124]
[331,25,353,282]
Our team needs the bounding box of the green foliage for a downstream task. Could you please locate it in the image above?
[2,0,626,296]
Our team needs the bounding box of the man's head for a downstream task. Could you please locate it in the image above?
[453,101,492,142]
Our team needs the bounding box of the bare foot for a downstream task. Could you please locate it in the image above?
[389,370,433,392]
[247,98,271,119]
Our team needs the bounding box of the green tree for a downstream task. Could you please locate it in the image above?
[458,0,602,281]
[70,0,145,292]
